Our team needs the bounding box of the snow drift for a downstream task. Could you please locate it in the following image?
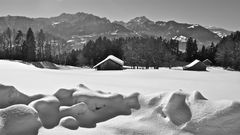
[0,83,140,134]
[0,84,30,108]
[0,60,240,135]
[0,104,42,135]
[0,84,240,135]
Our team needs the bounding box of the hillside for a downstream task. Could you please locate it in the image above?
[0,12,232,49]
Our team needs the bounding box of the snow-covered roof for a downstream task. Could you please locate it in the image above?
[93,55,124,68]
[203,59,212,63]
[184,60,201,68]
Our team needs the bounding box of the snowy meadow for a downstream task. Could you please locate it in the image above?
[0,60,239,100]
[0,60,240,135]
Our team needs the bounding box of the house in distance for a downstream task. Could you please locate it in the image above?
[183,59,207,71]
[203,59,213,66]
[93,55,124,70]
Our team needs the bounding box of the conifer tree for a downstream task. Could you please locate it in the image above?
[36,29,45,60]
[26,28,36,61]
[186,37,198,62]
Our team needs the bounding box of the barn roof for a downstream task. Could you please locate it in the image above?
[184,60,201,68]
[93,55,124,68]
[203,59,213,65]
[183,59,207,71]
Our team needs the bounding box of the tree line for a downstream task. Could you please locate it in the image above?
[81,36,219,69]
[0,27,71,65]
[185,37,217,64]
[0,27,239,70]
[215,31,240,70]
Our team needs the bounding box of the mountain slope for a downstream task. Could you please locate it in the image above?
[206,26,232,38]
[0,13,229,49]
[122,16,221,46]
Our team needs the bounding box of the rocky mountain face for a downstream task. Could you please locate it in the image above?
[0,12,232,50]
[121,16,223,46]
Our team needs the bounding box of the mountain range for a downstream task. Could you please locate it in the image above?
[0,12,233,50]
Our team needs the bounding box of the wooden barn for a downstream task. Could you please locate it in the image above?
[93,55,124,70]
[183,60,207,71]
[203,59,213,66]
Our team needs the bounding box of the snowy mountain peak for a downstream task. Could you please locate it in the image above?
[129,16,153,24]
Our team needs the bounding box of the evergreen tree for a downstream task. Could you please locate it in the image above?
[0,33,4,58]
[25,28,36,61]
[45,43,51,61]
[22,41,28,60]
[200,45,206,61]
[2,27,12,58]
[186,37,198,62]
[216,31,240,70]
[13,30,24,59]
[36,29,45,60]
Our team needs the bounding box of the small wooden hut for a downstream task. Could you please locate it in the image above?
[93,55,124,70]
[183,60,207,71]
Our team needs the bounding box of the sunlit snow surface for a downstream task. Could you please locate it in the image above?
[1,60,240,135]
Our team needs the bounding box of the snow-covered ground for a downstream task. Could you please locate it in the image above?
[0,60,239,100]
[0,60,240,135]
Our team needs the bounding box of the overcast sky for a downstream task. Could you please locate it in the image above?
[0,0,239,31]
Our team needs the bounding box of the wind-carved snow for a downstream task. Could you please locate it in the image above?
[172,35,188,42]
[0,60,240,135]
[0,83,140,134]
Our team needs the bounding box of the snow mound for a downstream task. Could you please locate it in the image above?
[54,88,76,106]
[0,84,30,108]
[123,92,140,109]
[189,91,207,101]
[54,84,140,128]
[1,82,240,135]
[162,91,192,126]
[182,101,240,135]
[0,104,42,135]
[29,96,61,129]
[59,102,96,128]
[60,116,79,130]
[134,90,240,135]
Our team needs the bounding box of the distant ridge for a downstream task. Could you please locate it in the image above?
[0,12,232,49]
